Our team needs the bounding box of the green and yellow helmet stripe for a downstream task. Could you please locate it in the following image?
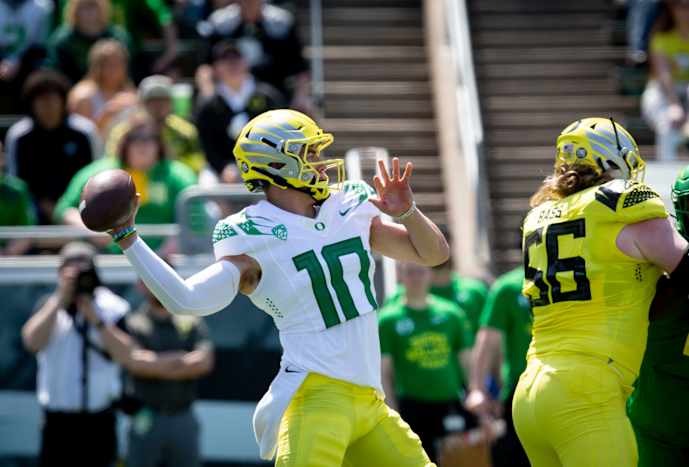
[233,109,343,200]
[555,117,645,181]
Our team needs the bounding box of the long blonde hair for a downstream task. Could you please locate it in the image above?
[530,163,612,208]
[64,0,112,27]
[85,39,132,91]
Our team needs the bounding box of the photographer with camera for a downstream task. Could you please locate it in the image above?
[21,241,130,467]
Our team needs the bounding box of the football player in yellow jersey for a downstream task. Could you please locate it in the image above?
[515,117,689,467]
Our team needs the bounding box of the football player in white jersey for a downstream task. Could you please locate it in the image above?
[110,109,448,466]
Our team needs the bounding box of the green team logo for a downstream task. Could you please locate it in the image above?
[272,224,288,240]
[315,222,326,231]
[212,222,238,243]
[213,215,288,242]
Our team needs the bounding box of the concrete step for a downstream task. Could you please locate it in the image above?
[306,45,426,62]
[301,26,424,46]
[473,29,608,48]
[472,13,605,31]
[325,81,431,98]
[480,78,618,96]
[324,63,429,81]
[476,46,626,64]
[322,8,422,26]
[325,99,433,118]
[477,62,611,80]
[483,95,638,112]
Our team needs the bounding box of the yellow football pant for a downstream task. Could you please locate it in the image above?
[276,373,435,467]
[512,355,637,467]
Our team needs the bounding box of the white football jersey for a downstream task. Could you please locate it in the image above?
[213,181,383,390]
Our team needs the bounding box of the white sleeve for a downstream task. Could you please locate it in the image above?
[123,238,240,316]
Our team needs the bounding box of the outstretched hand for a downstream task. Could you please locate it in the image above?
[369,158,414,218]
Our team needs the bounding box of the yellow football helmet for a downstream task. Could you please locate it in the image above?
[233,109,344,201]
[556,117,645,181]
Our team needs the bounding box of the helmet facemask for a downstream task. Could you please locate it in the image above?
[283,133,344,201]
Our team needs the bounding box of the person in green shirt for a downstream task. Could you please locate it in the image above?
[58,0,178,77]
[48,0,132,84]
[465,267,531,467]
[106,75,206,174]
[385,258,488,338]
[0,140,36,255]
[429,257,488,336]
[626,164,689,466]
[379,261,475,462]
[54,114,197,251]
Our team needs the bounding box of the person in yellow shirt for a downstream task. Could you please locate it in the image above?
[106,75,206,174]
[515,117,689,467]
[641,0,689,160]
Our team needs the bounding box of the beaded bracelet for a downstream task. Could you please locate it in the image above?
[109,226,137,243]
[393,201,417,223]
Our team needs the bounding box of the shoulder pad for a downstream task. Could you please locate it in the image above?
[620,182,661,209]
[203,4,241,36]
[594,179,649,212]
[262,4,294,38]
[337,180,380,217]
[342,180,376,197]
[595,180,666,222]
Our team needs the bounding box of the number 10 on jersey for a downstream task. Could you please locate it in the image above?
[293,237,378,328]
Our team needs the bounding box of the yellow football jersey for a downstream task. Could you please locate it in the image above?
[522,179,667,377]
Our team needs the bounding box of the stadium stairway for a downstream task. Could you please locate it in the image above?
[298,0,447,225]
[468,0,649,272]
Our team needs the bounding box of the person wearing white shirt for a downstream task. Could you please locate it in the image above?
[21,241,129,467]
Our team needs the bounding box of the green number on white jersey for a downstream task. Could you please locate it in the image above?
[293,236,378,328]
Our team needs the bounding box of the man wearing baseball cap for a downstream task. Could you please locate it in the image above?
[194,40,284,183]
[106,74,206,174]
[22,241,130,467]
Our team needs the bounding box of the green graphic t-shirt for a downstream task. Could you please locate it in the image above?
[388,273,488,337]
[479,267,532,400]
[379,296,473,401]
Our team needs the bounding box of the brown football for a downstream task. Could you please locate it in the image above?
[79,169,137,232]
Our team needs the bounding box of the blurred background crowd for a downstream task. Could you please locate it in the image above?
[2,0,689,466]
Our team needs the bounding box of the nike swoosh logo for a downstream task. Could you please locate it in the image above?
[339,207,354,216]
[285,367,301,373]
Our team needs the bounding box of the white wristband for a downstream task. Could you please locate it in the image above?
[393,201,417,222]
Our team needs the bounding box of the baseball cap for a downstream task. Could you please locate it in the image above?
[59,241,97,265]
[211,41,243,63]
[138,75,173,101]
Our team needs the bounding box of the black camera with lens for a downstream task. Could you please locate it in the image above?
[76,266,101,296]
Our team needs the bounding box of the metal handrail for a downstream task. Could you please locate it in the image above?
[0,224,178,240]
[0,254,210,284]
[175,184,263,254]
[445,0,491,269]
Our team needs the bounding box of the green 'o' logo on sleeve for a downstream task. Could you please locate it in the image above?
[315,222,326,231]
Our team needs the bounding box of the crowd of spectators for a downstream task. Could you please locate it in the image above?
[623,0,689,160]
[0,0,310,256]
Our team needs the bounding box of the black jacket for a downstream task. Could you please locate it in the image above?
[194,82,284,175]
[5,114,100,223]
